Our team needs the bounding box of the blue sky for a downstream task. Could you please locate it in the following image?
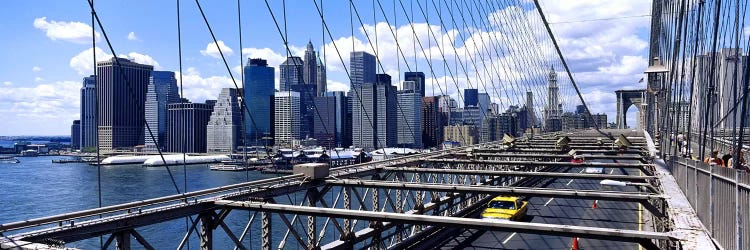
[0,0,652,135]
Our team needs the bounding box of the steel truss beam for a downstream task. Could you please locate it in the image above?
[510,142,646,147]
[320,173,513,249]
[323,179,661,202]
[382,167,655,181]
[19,203,214,243]
[512,145,644,150]
[323,179,666,217]
[500,148,644,154]
[424,158,652,169]
[214,201,677,250]
[460,153,648,162]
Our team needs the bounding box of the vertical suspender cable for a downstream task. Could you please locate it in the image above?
[238,0,248,181]
[175,0,192,248]
[90,0,102,248]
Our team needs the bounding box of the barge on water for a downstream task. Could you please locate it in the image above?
[96,154,231,166]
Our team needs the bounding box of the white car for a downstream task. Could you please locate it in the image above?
[584,167,604,174]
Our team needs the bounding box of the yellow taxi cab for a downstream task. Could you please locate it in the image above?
[480,196,528,221]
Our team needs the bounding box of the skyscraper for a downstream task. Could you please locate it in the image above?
[490,103,500,115]
[275,91,301,146]
[280,56,304,92]
[243,58,275,145]
[397,85,422,148]
[344,91,353,147]
[478,93,490,113]
[96,57,154,150]
[144,71,179,151]
[71,120,80,150]
[350,51,376,89]
[462,106,481,126]
[482,113,518,142]
[422,96,441,148]
[720,49,750,128]
[404,72,426,97]
[207,88,243,153]
[350,73,397,150]
[544,66,562,132]
[281,56,315,139]
[314,95,336,148]
[691,49,750,129]
[80,75,96,149]
[444,125,478,146]
[477,92,491,130]
[464,89,479,107]
[314,91,348,148]
[374,74,398,149]
[526,91,535,128]
[316,58,327,96]
[303,41,318,87]
[166,101,214,153]
[561,111,608,131]
[290,84,317,139]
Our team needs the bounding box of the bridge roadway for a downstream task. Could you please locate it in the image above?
[465,159,645,249]
[0,130,690,249]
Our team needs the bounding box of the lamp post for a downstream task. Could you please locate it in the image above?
[644,57,669,151]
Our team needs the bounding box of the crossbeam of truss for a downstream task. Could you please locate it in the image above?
[215,201,676,250]
[382,167,655,181]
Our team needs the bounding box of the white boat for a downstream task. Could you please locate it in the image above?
[209,164,252,171]
[143,154,231,166]
[0,156,20,164]
[210,159,258,171]
[20,150,38,157]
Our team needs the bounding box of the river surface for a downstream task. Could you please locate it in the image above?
[0,156,330,249]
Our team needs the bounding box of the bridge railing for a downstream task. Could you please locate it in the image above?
[666,155,750,250]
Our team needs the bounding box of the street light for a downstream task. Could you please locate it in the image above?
[644,57,670,140]
[644,57,669,74]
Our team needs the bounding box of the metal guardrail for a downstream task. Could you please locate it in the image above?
[683,132,750,163]
[666,155,750,250]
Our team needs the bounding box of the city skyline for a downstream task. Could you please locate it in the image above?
[0,0,653,135]
[0,1,746,249]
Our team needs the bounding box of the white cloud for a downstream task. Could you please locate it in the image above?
[581,89,617,114]
[122,52,160,69]
[34,77,44,82]
[0,80,80,118]
[201,40,233,59]
[326,80,349,92]
[242,47,286,67]
[70,48,160,75]
[0,80,82,135]
[70,47,112,75]
[3,81,12,86]
[176,68,237,103]
[32,66,42,72]
[33,17,100,44]
[127,32,138,41]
